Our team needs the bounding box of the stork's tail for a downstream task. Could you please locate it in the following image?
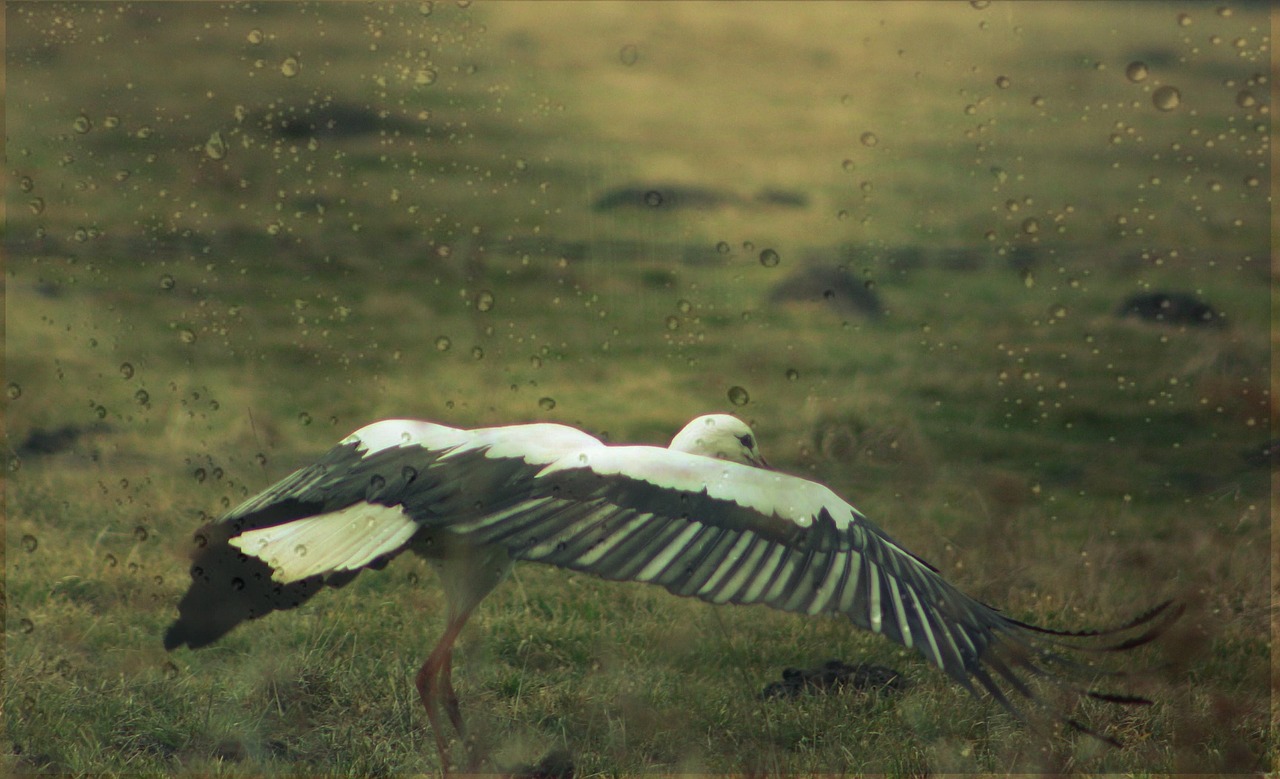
[164,521,368,650]
[164,503,416,650]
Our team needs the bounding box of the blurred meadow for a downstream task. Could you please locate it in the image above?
[4,1,1274,775]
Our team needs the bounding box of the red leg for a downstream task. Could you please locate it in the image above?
[439,650,467,739]
[415,607,474,771]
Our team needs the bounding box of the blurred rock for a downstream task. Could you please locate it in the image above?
[593,184,738,211]
[16,423,110,457]
[769,264,883,317]
[1242,439,1280,469]
[256,99,425,140]
[760,659,906,699]
[1116,291,1225,327]
[593,184,808,212]
[505,748,575,779]
[753,188,809,208]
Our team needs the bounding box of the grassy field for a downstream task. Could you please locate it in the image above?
[5,2,1274,775]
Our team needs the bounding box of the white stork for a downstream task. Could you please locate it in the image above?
[165,414,1176,768]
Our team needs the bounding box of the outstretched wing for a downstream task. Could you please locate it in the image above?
[430,445,1176,741]
[164,419,603,649]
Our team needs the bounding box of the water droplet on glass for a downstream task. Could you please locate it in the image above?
[1050,304,1068,319]
[644,190,663,207]
[280,56,301,78]
[759,249,780,268]
[665,315,680,331]
[178,328,196,344]
[529,355,543,368]
[1125,61,1149,83]
[1235,90,1256,108]
[193,468,207,483]
[860,131,879,147]
[785,369,800,382]
[163,660,179,679]
[538,397,556,411]
[135,125,153,139]
[415,68,437,86]
[1152,85,1181,111]
[727,386,750,406]
[134,525,149,542]
[475,290,495,312]
[28,197,45,215]
[105,553,118,568]
[676,299,692,313]
[119,362,135,379]
[204,131,227,160]
[842,159,855,172]
[21,534,37,552]
[134,389,149,405]
[1244,175,1259,188]
[19,176,33,192]
[619,44,639,66]
[95,404,108,419]
[1021,217,1040,235]
[298,411,312,426]
[294,544,308,558]
[73,114,92,134]
[715,241,731,255]
[231,577,246,590]
[435,335,452,352]
[7,383,21,400]
[994,75,1011,89]
[247,28,264,44]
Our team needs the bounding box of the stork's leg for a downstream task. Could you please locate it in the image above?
[439,650,466,738]
[439,649,487,771]
[415,539,514,771]
[415,605,475,771]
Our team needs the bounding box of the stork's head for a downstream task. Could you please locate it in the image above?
[669,414,769,469]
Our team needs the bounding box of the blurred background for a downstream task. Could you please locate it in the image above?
[5,2,1273,774]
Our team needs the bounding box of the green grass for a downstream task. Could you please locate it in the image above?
[5,2,1273,775]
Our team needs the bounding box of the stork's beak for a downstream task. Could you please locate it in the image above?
[752,454,771,470]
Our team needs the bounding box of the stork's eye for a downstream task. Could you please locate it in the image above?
[738,434,754,449]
